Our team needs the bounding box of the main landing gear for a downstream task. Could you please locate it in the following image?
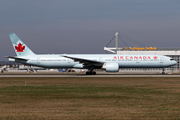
[86,71,96,75]
[86,66,96,75]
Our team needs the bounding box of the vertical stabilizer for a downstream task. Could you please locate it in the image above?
[9,33,35,56]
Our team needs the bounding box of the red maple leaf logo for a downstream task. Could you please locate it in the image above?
[15,43,25,52]
[153,56,158,59]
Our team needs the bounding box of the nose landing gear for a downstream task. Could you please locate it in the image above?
[162,68,166,75]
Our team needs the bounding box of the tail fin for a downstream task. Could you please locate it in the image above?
[9,33,35,56]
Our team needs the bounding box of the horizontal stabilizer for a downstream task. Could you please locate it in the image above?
[5,56,29,61]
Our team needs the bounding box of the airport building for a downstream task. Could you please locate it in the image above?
[104,32,180,73]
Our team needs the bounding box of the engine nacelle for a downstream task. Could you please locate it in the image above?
[102,62,119,72]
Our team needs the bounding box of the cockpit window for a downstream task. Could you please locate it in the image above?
[170,59,174,61]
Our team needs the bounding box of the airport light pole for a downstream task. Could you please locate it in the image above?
[115,32,118,54]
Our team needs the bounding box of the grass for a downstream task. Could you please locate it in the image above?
[0,77,180,119]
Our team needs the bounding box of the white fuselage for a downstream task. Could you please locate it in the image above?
[12,54,177,69]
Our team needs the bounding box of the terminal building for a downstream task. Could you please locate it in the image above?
[104,33,180,73]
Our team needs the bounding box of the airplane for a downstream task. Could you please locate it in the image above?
[5,33,177,75]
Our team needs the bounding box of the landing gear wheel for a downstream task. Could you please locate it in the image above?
[86,71,96,75]
[162,72,165,75]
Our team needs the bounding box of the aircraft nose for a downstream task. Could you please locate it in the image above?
[173,61,177,65]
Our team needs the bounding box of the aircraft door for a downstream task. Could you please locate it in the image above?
[37,58,40,64]
[135,59,142,63]
[135,59,139,63]
[99,57,103,62]
[160,57,164,63]
[67,59,71,63]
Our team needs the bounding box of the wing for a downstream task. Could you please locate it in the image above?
[63,55,104,66]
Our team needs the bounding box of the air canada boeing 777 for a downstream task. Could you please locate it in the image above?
[6,33,177,75]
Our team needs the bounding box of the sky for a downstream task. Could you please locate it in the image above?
[0,0,180,61]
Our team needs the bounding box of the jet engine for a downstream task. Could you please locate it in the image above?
[102,62,119,72]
